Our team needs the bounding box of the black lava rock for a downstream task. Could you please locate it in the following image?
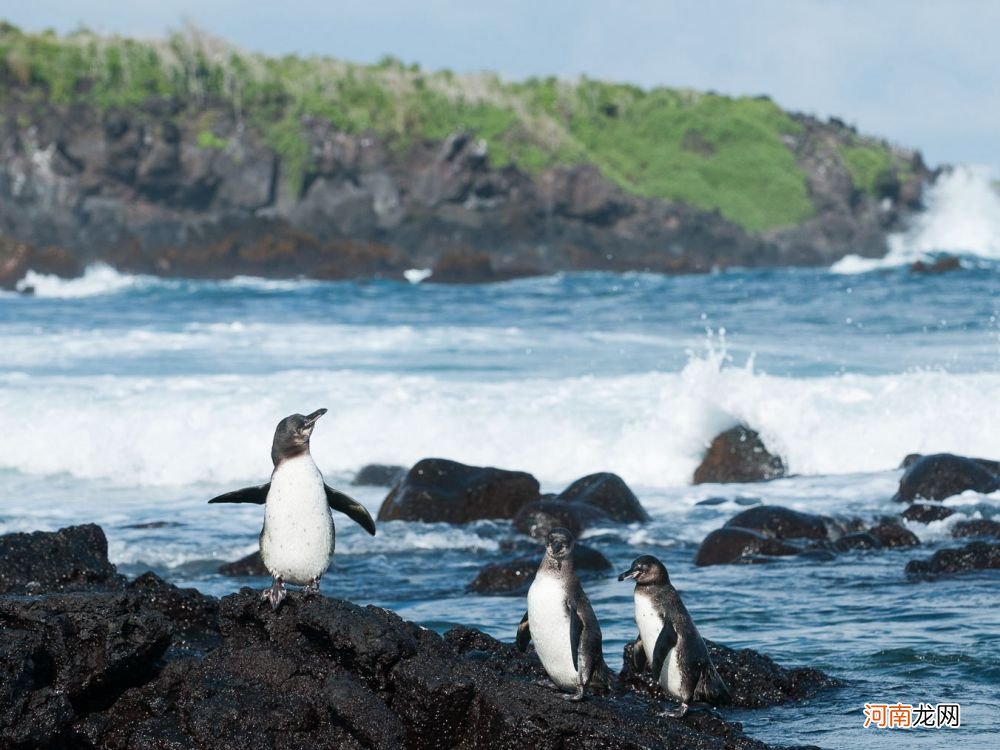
[693,425,786,484]
[892,453,999,503]
[905,542,1000,578]
[377,458,541,523]
[0,524,125,594]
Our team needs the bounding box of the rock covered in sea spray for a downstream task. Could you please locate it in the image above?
[892,453,1000,503]
[693,425,786,484]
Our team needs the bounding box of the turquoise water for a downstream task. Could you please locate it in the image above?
[0,261,998,749]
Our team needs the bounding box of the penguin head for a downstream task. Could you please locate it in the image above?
[270,408,327,464]
[618,555,669,586]
[544,527,575,561]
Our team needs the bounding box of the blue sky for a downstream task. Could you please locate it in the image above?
[5,1,999,173]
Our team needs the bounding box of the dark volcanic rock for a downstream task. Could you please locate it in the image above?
[95,590,779,750]
[723,505,830,541]
[909,255,961,273]
[905,542,1000,578]
[467,543,613,595]
[218,550,269,576]
[556,472,651,523]
[902,503,955,523]
[377,458,541,523]
[0,524,816,749]
[694,527,803,566]
[892,453,1000,502]
[693,425,787,484]
[0,524,125,594]
[834,532,881,551]
[951,519,1000,539]
[0,591,173,748]
[351,463,406,487]
[620,639,839,709]
[512,499,613,539]
[866,521,920,549]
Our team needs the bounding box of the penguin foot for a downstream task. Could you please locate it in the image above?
[262,577,287,610]
[562,687,585,702]
[303,577,321,598]
[659,703,689,718]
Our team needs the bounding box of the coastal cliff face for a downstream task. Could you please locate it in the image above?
[0,26,931,286]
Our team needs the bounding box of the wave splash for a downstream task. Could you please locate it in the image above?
[832,165,1000,273]
[0,338,996,489]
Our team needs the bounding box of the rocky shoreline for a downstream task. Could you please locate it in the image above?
[1,523,831,750]
[0,62,932,289]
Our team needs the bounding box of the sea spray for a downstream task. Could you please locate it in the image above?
[833,165,1000,272]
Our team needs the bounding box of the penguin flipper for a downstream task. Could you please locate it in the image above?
[630,635,648,672]
[567,601,584,673]
[649,622,678,679]
[325,485,377,535]
[207,483,270,504]
[516,611,531,651]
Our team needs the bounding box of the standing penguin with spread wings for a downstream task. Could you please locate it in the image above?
[515,528,611,701]
[208,409,376,609]
[618,554,730,717]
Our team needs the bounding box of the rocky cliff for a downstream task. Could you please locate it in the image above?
[0,24,932,286]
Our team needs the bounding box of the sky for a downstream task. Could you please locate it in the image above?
[5,0,999,174]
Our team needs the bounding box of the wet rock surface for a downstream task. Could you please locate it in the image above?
[512,472,650,539]
[892,453,1000,503]
[901,503,955,523]
[467,543,613,595]
[694,527,804,566]
[696,506,915,565]
[620,640,841,709]
[352,463,407,487]
[377,458,541,523]
[0,524,834,749]
[905,542,1000,578]
[0,524,125,594]
[512,498,613,539]
[556,472,651,523]
[722,506,831,541]
[693,426,787,484]
[950,520,1000,539]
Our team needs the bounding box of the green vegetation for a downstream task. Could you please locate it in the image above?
[838,142,895,195]
[0,21,903,232]
[196,129,228,149]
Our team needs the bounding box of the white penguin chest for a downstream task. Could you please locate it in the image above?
[635,595,681,697]
[261,455,334,584]
[527,570,578,689]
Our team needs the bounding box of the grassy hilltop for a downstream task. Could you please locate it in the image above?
[0,22,913,234]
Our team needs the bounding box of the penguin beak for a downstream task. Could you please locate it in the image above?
[618,567,639,582]
[304,408,327,427]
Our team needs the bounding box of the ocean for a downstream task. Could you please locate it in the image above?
[1,167,998,749]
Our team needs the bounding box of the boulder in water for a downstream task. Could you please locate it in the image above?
[722,505,831,541]
[694,527,803,566]
[377,458,541,523]
[905,541,1000,578]
[693,425,786,484]
[892,453,999,502]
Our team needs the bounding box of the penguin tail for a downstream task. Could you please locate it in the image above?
[590,661,615,696]
[694,664,732,707]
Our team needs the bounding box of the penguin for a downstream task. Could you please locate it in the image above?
[618,554,730,717]
[208,408,376,609]
[515,528,611,701]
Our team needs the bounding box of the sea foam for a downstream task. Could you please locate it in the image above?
[0,346,996,489]
[833,165,1000,273]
